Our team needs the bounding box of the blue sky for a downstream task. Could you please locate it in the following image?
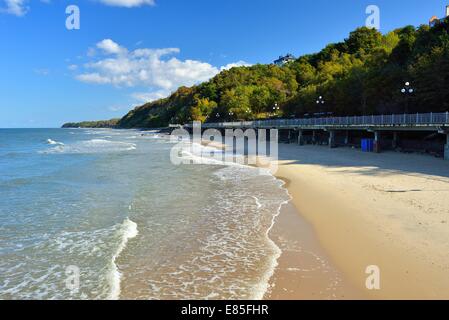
[0,0,448,128]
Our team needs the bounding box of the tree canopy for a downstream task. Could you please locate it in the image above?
[110,21,449,128]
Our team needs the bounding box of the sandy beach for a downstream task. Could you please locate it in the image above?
[265,201,365,299]
[268,143,449,300]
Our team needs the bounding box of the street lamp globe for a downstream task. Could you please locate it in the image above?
[317,96,325,105]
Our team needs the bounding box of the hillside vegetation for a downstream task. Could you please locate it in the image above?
[62,119,119,128]
[71,20,449,129]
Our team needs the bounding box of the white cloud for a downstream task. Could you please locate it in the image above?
[99,0,155,8]
[67,64,78,71]
[2,0,154,17]
[96,39,127,55]
[76,73,111,84]
[220,60,252,71]
[131,90,170,103]
[76,39,251,103]
[2,0,28,16]
[76,40,218,89]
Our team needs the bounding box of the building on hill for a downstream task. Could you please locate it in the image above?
[429,5,449,27]
[273,54,296,66]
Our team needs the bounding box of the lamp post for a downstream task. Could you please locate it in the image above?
[316,96,325,105]
[272,103,280,118]
[316,96,325,115]
[401,82,414,113]
[245,109,251,120]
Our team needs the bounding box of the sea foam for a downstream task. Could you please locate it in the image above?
[168,138,292,300]
[41,139,136,154]
[108,218,138,300]
[46,139,64,146]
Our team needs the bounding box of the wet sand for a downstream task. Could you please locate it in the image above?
[265,202,364,299]
[202,139,365,299]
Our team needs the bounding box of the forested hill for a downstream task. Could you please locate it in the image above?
[62,119,119,128]
[69,20,449,129]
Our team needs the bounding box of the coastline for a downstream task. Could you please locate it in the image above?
[265,201,365,299]
[269,143,449,299]
[201,138,364,299]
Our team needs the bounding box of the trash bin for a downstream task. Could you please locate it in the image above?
[361,139,374,152]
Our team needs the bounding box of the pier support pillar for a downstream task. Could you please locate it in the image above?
[445,133,449,160]
[312,130,316,145]
[298,130,305,145]
[392,132,398,149]
[374,131,381,153]
[344,130,350,145]
[329,131,337,148]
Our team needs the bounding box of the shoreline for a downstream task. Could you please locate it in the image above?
[200,138,364,299]
[265,201,365,299]
[269,143,449,299]
[195,136,449,299]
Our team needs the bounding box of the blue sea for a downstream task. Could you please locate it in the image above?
[0,128,289,300]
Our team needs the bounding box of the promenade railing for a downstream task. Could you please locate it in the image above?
[197,112,449,129]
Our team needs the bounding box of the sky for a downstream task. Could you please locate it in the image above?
[0,0,448,128]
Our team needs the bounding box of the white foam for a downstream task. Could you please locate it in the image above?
[255,176,292,300]
[46,139,64,146]
[251,198,290,300]
[178,142,256,171]
[174,139,293,299]
[210,156,292,300]
[252,196,263,209]
[40,139,136,154]
[108,218,138,300]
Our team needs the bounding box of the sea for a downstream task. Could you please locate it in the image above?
[0,128,290,300]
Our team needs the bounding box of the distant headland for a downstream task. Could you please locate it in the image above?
[62,119,119,128]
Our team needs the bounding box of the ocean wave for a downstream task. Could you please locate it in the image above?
[212,166,291,300]
[108,218,138,300]
[170,140,290,299]
[121,158,291,300]
[46,139,64,146]
[255,196,291,300]
[40,139,137,154]
[178,142,247,168]
[176,142,274,177]
[0,218,139,300]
